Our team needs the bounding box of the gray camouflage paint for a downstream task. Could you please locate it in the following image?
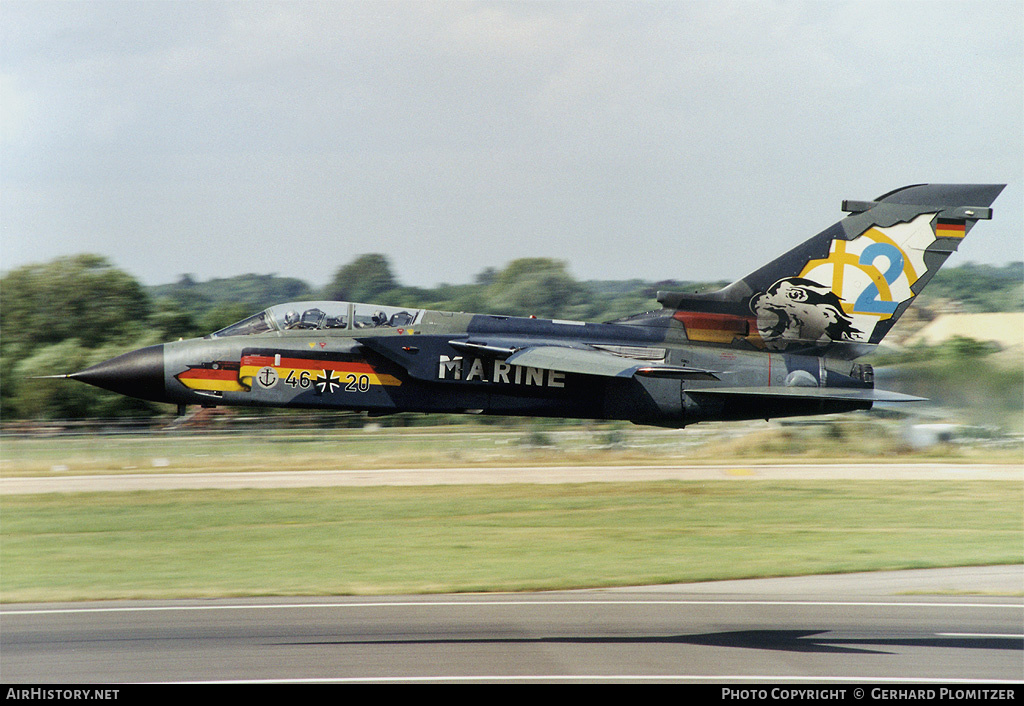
[71,184,1005,427]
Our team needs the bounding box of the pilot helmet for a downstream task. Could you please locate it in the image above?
[285,310,299,326]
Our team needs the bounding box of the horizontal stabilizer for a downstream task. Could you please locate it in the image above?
[687,386,925,403]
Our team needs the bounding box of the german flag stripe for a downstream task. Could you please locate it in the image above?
[239,356,402,387]
[672,311,753,343]
[936,219,966,237]
[178,368,238,381]
[176,368,248,392]
[672,312,752,332]
[241,355,378,374]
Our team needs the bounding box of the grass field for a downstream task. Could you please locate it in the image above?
[2,420,1020,602]
[2,417,1021,477]
[2,480,1021,602]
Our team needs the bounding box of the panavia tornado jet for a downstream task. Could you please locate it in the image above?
[69,183,1004,427]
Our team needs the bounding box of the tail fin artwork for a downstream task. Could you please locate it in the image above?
[658,183,1006,358]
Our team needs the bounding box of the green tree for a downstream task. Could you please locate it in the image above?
[324,254,398,303]
[9,339,162,419]
[0,254,152,353]
[149,273,313,316]
[1,255,154,419]
[921,262,1024,312]
[486,258,590,319]
[150,298,200,340]
[197,302,255,336]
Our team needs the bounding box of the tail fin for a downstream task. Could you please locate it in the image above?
[659,183,1005,358]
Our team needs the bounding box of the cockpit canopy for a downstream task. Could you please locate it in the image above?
[208,301,423,338]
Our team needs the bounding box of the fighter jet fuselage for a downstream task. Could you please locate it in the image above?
[69,183,1006,427]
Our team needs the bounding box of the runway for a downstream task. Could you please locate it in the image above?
[3,465,1021,683]
[2,567,1021,684]
[1,462,1018,493]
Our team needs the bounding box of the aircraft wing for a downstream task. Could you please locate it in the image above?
[358,336,915,401]
[358,335,718,381]
[504,346,718,380]
[686,387,925,402]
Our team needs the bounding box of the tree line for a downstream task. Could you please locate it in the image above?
[1,253,1020,420]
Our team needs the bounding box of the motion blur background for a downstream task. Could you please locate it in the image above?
[2,1,1021,446]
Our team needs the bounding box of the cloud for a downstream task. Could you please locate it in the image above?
[2,0,1021,288]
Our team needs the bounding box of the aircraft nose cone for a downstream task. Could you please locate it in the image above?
[70,344,167,402]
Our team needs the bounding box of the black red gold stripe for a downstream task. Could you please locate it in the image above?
[935,218,966,237]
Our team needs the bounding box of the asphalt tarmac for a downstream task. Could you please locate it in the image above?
[2,463,1020,684]
[2,566,1021,684]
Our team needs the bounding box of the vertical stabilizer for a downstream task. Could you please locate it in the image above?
[658,183,1005,358]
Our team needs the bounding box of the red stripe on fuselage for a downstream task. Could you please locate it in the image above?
[178,368,239,381]
[672,311,753,333]
[241,355,377,374]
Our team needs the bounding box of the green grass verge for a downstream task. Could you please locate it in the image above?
[2,420,1021,477]
[2,481,1020,602]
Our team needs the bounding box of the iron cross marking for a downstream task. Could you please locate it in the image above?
[315,369,341,395]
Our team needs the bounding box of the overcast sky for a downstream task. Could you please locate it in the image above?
[2,0,1021,290]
